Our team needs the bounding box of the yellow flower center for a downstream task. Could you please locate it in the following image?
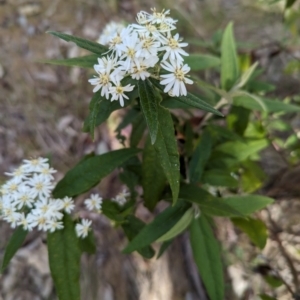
[174,68,185,81]
[145,24,157,32]
[100,74,110,85]
[127,48,136,58]
[168,38,179,49]
[116,86,123,94]
[35,182,43,191]
[111,35,122,46]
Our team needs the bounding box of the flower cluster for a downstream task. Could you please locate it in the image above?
[0,158,132,239]
[0,158,75,232]
[89,8,193,107]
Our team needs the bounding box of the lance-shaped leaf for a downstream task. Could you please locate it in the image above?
[47,215,81,300]
[190,216,224,300]
[177,93,224,116]
[40,54,98,69]
[234,62,258,90]
[233,94,300,113]
[231,217,268,249]
[53,148,140,198]
[221,22,239,91]
[215,139,269,161]
[83,93,118,133]
[189,129,212,184]
[122,200,190,253]
[184,54,220,71]
[47,31,108,55]
[1,227,28,273]
[154,106,180,204]
[179,184,243,217]
[138,79,160,144]
[151,79,223,116]
[122,215,155,259]
[142,138,166,211]
[157,239,173,259]
[224,195,274,215]
[130,112,146,147]
[156,207,194,242]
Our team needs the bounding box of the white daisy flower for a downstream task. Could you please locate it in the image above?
[27,174,54,200]
[3,210,22,228]
[18,213,34,231]
[130,56,158,80]
[136,34,160,58]
[109,27,133,57]
[47,220,64,233]
[88,56,117,98]
[5,165,28,182]
[98,21,125,46]
[62,197,75,214]
[109,79,135,107]
[37,165,57,180]
[112,189,130,206]
[159,33,189,62]
[75,219,92,238]
[2,178,20,194]
[136,11,152,25]
[160,60,193,96]
[118,32,141,71]
[26,212,50,231]
[22,157,49,173]
[14,184,35,209]
[84,193,102,211]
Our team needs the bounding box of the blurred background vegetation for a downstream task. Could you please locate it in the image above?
[1,0,300,299]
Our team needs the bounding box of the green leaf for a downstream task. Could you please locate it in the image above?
[78,231,96,254]
[122,200,190,253]
[156,207,194,242]
[47,215,81,300]
[151,79,223,116]
[1,227,28,273]
[224,195,274,215]
[47,31,108,55]
[154,106,180,204]
[53,148,140,198]
[40,54,98,68]
[202,170,239,188]
[130,112,146,147]
[227,106,251,136]
[234,62,258,90]
[241,160,266,193]
[101,200,125,222]
[233,95,300,113]
[83,93,122,134]
[190,216,224,300]
[231,217,268,249]
[189,129,212,184]
[221,22,239,91]
[142,138,166,211]
[285,0,297,9]
[177,93,224,116]
[215,139,269,161]
[157,239,173,259]
[87,92,102,140]
[184,54,220,71]
[179,184,243,217]
[122,215,155,259]
[264,275,284,288]
[138,79,160,144]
